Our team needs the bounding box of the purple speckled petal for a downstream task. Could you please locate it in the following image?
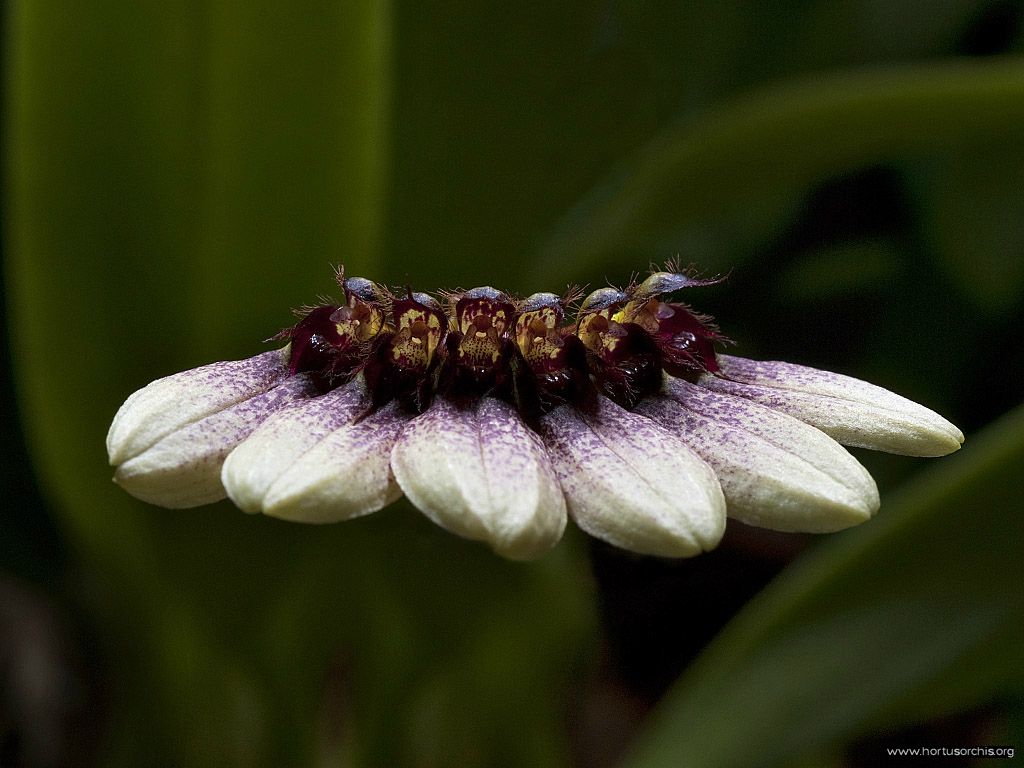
[113,373,319,508]
[262,401,412,523]
[699,355,965,457]
[221,377,372,513]
[638,377,879,532]
[539,397,725,558]
[390,396,567,560]
[107,348,290,466]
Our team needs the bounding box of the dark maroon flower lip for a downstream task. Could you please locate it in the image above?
[107,265,963,560]
[279,263,727,420]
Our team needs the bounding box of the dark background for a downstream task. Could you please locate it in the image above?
[4,2,1024,766]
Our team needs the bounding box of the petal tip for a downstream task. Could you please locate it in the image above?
[220,450,266,514]
[489,523,567,561]
[818,495,878,532]
[542,398,726,559]
[391,396,568,560]
[113,461,224,509]
[943,426,966,454]
[901,420,966,457]
[106,399,146,466]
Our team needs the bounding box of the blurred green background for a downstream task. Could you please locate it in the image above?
[4,1,1024,766]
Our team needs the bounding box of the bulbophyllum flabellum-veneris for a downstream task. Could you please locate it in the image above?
[107,263,963,560]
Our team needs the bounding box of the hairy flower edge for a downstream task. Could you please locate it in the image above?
[107,266,964,559]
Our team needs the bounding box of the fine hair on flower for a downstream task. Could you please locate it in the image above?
[107,263,963,560]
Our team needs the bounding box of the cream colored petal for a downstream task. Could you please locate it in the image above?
[107,348,290,466]
[262,402,412,523]
[390,396,567,560]
[221,378,371,514]
[639,376,879,533]
[539,397,726,558]
[113,374,318,508]
[699,355,964,457]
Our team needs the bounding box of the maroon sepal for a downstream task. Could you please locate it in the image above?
[282,305,344,376]
[590,323,662,410]
[650,303,722,379]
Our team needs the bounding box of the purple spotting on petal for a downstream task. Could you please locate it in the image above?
[717,355,849,388]
[181,348,292,401]
[114,373,319,508]
[261,400,414,523]
[159,374,320,462]
[538,396,725,557]
[640,375,879,531]
[106,348,293,467]
[704,355,965,455]
[390,394,566,559]
[219,377,375,513]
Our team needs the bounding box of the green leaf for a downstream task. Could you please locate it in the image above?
[381,1,993,294]
[12,2,388,765]
[8,1,597,763]
[534,58,1024,285]
[7,0,392,540]
[909,149,1024,315]
[776,240,901,302]
[624,404,1024,768]
[7,2,597,765]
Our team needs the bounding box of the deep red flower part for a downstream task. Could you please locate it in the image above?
[107,261,964,560]
[279,264,727,420]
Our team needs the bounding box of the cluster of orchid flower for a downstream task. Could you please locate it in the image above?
[107,265,963,560]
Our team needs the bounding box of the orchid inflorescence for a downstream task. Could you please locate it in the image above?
[107,265,964,560]
[279,262,725,420]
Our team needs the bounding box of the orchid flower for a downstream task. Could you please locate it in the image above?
[107,266,963,560]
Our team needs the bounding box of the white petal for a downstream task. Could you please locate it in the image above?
[638,376,879,533]
[262,402,412,523]
[221,378,372,514]
[390,396,567,560]
[539,397,726,558]
[700,355,964,457]
[107,348,290,466]
[113,374,318,508]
